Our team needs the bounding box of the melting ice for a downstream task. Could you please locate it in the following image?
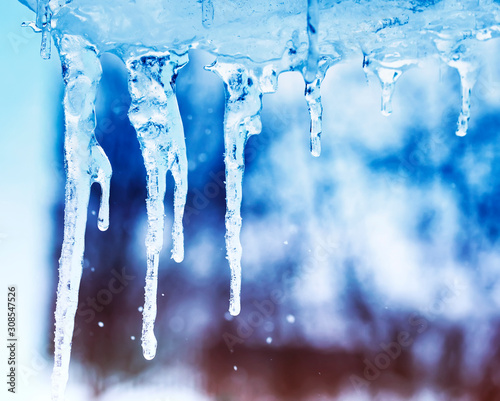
[16,0,500,399]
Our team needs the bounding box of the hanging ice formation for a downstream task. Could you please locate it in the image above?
[126,51,189,359]
[16,0,500,399]
[51,34,112,401]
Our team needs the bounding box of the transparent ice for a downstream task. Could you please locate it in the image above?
[16,0,500,399]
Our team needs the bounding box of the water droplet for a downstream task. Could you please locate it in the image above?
[286,314,295,323]
[138,306,143,312]
[233,365,238,371]
[98,322,104,328]
[131,336,136,340]
[266,337,273,344]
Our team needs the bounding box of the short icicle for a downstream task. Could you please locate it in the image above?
[207,61,266,316]
[434,37,479,137]
[373,66,403,116]
[304,57,333,157]
[36,0,52,59]
[52,34,112,401]
[126,51,189,360]
[451,61,478,137]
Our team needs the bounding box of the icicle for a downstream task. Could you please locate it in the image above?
[363,54,416,117]
[207,61,268,316]
[36,0,52,59]
[434,37,479,137]
[126,51,189,360]
[305,0,319,83]
[450,61,478,137]
[376,67,402,116]
[202,0,214,28]
[52,35,111,401]
[304,57,333,157]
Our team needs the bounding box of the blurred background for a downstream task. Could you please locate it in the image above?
[4,2,500,400]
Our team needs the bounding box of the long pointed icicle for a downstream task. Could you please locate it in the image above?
[208,61,265,316]
[52,35,111,401]
[305,57,333,157]
[126,51,188,360]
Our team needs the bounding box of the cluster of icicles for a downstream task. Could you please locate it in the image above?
[24,1,500,400]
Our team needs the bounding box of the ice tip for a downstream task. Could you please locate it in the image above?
[97,207,110,231]
[310,136,321,157]
[171,250,184,263]
[141,333,157,360]
[97,218,109,232]
[229,298,241,316]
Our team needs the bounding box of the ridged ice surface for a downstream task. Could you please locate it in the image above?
[126,50,188,360]
[51,34,112,401]
[16,0,500,399]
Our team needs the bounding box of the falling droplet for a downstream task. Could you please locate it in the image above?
[98,322,104,328]
[131,336,136,340]
[126,50,189,360]
[266,337,273,344]
[286,314,295,323]
[233,365,238,371]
